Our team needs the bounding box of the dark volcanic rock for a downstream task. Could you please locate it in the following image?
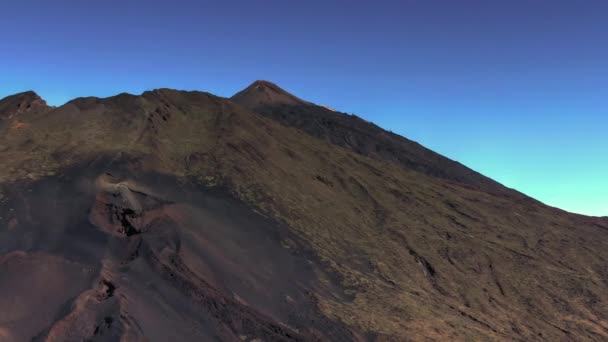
[1,158,356,341]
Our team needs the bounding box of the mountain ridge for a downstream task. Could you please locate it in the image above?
[230,80,525,199]
[1,84,520,200]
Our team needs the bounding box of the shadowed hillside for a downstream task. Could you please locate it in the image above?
[0,85,607,341]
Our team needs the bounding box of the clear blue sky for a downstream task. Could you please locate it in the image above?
[1,1,606,216]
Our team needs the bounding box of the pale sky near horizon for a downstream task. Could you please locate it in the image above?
[1,0,606,216]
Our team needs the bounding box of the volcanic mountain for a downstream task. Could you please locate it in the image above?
[0,82,607,341]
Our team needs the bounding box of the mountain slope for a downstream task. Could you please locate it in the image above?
[0,87,607,341]
[231,81,522,198]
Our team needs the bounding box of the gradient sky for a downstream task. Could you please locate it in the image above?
[1,1,606,216]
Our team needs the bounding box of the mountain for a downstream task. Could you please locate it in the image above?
[0,83,607,341]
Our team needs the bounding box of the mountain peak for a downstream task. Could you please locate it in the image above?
[0,90,51,119]
[231,80,311,108]
[248,80,289,93]
[251,79,278,87]
[1,90,44,102]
